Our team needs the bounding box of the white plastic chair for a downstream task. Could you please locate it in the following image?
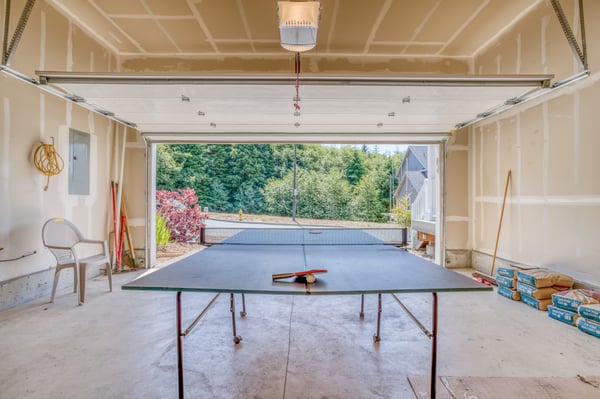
[42,218,112,305]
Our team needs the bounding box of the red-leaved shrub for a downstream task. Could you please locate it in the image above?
[156,189,208,242]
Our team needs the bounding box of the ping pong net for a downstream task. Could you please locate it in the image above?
[200,227,407,246]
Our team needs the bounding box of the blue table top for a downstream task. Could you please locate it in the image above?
[123,241,491,295]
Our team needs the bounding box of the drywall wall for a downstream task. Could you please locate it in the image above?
[446,0,600,285]
[0,1,137,309]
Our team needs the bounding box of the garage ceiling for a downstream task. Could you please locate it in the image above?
[38,0,554,143]
[47,0,543,59]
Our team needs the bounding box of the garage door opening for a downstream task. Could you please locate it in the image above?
[147,142,444,268]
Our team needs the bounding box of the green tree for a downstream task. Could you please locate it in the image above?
[262,174,293,216]
[226,144,273,193]
[344,149,365,185]
[362,151,396,211]
[234,184,263,214]
[311,169,352,219]
[350,171,387,222]
[296,169,329,219]
[391,195,411,228]
[156,143,400,223]
[205,179,230,212]
[262,168,352,219]
[166,144,210,202]
[156,144,182,190]
[271,144,296,178]
[319,170,353,219]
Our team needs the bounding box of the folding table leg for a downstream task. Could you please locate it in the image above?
[176,292,184,399]
[389,292,438,398]
[240,293,247,317]
[359,294,365,319]
[174,291,220,399]
[430,292,438,399]
[230,293,242,344]
[373,293,382,343]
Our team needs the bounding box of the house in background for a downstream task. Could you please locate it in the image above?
[395,145,439,257]
[395,146,428,203]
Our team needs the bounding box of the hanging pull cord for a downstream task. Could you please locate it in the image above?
[294,52,301,111]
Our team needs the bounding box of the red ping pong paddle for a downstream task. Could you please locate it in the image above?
[272,269,328,282]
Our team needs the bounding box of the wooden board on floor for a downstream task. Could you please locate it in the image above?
[408,375,600,399]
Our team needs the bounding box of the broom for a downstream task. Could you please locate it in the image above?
[473,170,511,286]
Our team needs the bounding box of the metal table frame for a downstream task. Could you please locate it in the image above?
[124,238,490,399]
[173,290,439,399]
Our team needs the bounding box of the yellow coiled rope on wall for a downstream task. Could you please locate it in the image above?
[33,138,64,191]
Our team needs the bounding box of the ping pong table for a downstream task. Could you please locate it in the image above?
[123,228,491,398]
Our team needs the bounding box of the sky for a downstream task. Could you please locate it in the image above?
[366,144,407,155]
[325,144,407,155]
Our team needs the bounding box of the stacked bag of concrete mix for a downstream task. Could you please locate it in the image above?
[577,299,600,339]
[495,266,520,301]
[515,268,574,311]
[548,289,600,327]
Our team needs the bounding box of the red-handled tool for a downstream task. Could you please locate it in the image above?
[272,269,327,284]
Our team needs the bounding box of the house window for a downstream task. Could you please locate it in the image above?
[68,129,90,195]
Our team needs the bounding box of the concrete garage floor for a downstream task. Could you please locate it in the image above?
[1,265,599,399]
